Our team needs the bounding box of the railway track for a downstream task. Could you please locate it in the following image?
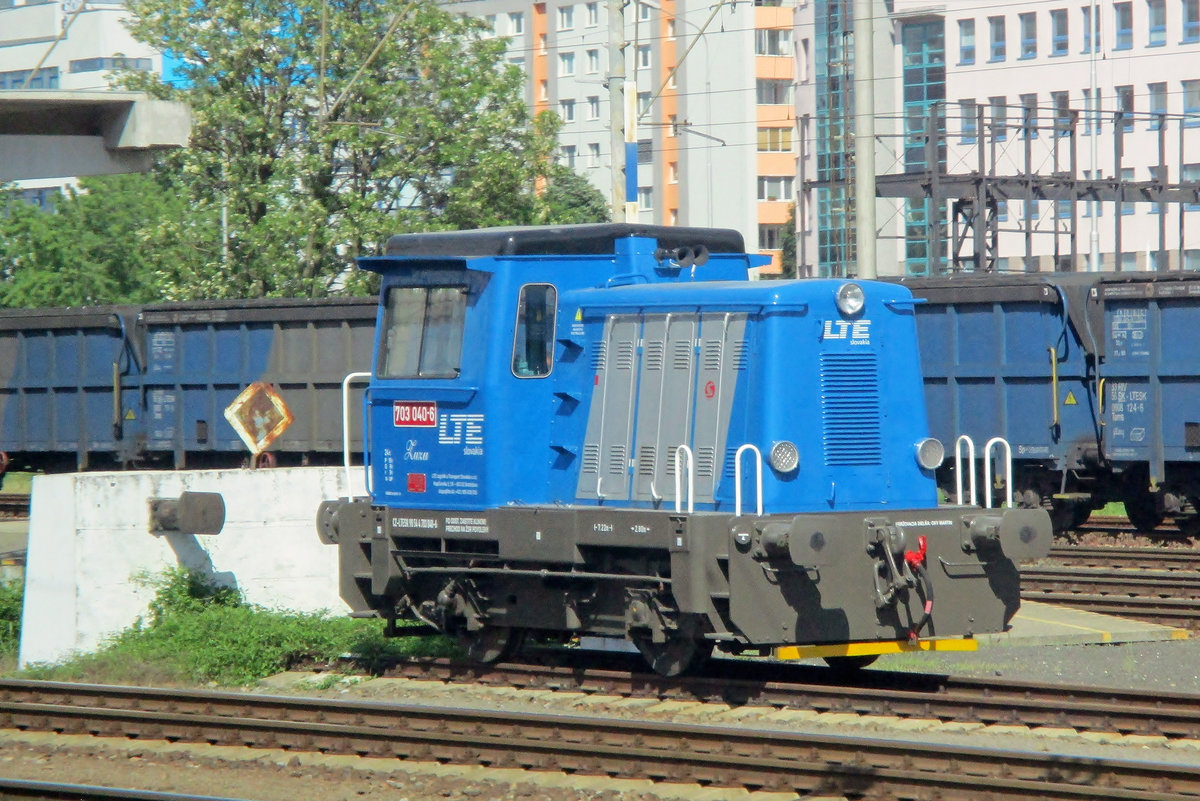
[1,678,1199,800]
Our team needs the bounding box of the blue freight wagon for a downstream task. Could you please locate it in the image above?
[0,296,377,474]
[900,271,1200,533]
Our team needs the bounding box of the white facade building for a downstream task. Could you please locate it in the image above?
[798,0,1200,277]
[456,0,799,273]
[0,0,165,201]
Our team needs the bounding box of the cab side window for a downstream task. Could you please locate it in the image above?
[379,286,468,378]
[512,284,556,377]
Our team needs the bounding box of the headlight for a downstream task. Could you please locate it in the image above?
[915,438,945,470]
[836,282,865,317]
[769,440,800,473]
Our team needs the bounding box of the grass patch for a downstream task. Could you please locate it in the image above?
[1,473,33,494]
[17,567,458,687]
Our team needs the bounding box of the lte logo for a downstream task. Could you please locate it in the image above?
[823,319,871,343]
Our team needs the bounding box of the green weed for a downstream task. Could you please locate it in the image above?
[16,568,457,686]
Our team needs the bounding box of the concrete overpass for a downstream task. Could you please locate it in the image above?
[0,90,190,181]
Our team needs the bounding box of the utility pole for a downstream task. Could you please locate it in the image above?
[609,0,627,221]
[853,0,876,278]
[1088,0,1100,272]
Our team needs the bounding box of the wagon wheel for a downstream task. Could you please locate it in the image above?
[1124,491,1164,533]
[823,654,879,672]
[457,626,525,664]
[632,634,713,677]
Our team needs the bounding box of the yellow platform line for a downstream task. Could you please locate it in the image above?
[1016,612,1114,642]
[774,638,978,661]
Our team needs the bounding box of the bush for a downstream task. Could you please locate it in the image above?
[0,579,22,656]
[19,567,456,686]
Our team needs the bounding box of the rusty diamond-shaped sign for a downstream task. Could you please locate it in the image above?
[223,381,294,456]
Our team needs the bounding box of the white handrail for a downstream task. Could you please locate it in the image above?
[734,444,764,517]
[954,434,977,506]
[674,445,694,514]
[342,371,372,494]
[983,436,1014,509]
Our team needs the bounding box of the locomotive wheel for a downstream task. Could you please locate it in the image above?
[633,634,713,677]
[457,626,525,664]
[1125,492,1164,533]
[823,655,879,672]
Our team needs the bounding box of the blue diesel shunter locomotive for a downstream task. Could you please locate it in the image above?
[317,224,1050,675]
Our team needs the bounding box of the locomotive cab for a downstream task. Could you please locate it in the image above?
[319,224,1052,676]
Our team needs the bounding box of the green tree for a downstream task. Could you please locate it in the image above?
[0,172,196,307]
[779,203,798,279]
[118,0,566,299]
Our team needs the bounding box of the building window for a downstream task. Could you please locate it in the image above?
[637,91,651,115]
[538,80,548,100]
[637,187,653,209]
[561,145,577,169]
[989,16,1007,60]
[638,1,651,20]
[996,199,1009,221]
[1117,84,1134,131]
[637,45,651,69]
[1052,91,1071,136]
[588,142,600,167]
[960,99,978,143]
[755,28,793,56]
[586,2,598,26]
[1051,9,1068,54]
[1186,163,1200,210]
[1082,6,1099,52]
[757,176,794,201]
[1019,12,1037,58]
[1186,0,1200,42]
[1186,249,1200,270]
[559,52,575,76]
[959,19,976,64]
[637,139,653,164]
[1184,79,1200,126]
[68,57,153,74]
[756,79,794,105]
[757,127,794,152]
[508,11,524,34]
[1056,199,1071,218]
[1120,252,1138,271]
[587,95,600,119]
[1148,0,1166,45]
[1149,82,1167,128]
[586,49,600,73]
[989,96,1008,140]
[558,5,574,30]
[1082,88,1097,134]
[799,39,810,82]
[1115,2,1132,49]
[759,224,783,250]
[560,99,576,122]
[0,68,59,89]
[669,162,678,183]
[1021,92,1039,138]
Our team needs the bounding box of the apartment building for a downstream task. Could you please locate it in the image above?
[0,0,164,203]
[797,0,1200,277]
[455,0,799,273]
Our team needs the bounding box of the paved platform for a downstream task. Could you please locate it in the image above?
[0,520,28,556]
[981,600,1189,647]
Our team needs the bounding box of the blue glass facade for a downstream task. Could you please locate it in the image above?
[814,0,853,277]
[900,19,946,275]
[814,3,947,276]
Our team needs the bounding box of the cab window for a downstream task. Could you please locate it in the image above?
[511,283,556,377]
[379,286,467,378]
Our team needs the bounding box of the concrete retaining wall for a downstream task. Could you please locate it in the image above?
[18,466,363,668]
